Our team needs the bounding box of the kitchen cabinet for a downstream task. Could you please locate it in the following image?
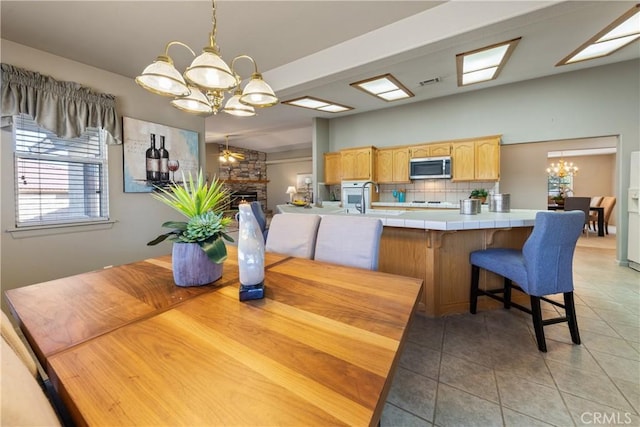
[475,138,500,181]
[324,152,342,185]
[377,147,410,183]
[451,141,475,181]
[341,146,377,181]
[409,142,451,158]
[451,136,500,181]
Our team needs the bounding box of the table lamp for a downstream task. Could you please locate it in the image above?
[286,186,297,203]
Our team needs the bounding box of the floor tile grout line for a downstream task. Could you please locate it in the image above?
[383,401,433,425]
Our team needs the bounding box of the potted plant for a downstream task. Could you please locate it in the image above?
[551,185,572,206]
[147,169,234,286]
[470,188,488,204]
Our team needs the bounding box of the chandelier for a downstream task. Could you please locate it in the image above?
[135,0,278,116]
[546,158,578,178]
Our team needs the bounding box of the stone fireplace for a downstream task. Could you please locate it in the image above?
[230,191,258,210]
[217,145,268,213]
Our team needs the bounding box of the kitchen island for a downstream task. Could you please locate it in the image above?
[277,204,538,316]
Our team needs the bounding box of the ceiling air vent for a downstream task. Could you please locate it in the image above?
[419,77,441,86]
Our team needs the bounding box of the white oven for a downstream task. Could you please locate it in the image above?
[341,181,371,214]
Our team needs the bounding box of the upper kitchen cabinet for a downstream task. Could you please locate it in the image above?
[377,147,410,183]
[409,142,451,158]
[341,146,377,181]
[324,152,342,185]
[474,137,500,181]
[451,136,501,182]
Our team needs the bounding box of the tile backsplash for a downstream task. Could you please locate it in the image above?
[379,181,500,204]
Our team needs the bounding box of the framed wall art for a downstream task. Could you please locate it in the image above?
[122,117,199,192]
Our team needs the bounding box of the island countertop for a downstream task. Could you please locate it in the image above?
[276,204,539,231]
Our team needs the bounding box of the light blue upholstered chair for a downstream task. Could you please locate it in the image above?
[249,201,268,242]
[469,211,584,352]
[314,215,383,270]
[265,213,321,259]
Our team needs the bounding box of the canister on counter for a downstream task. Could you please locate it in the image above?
[460,199,481,215]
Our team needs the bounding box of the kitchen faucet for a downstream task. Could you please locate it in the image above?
[357,181,379,214]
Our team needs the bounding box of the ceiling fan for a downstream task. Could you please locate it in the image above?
[219,135,245,163]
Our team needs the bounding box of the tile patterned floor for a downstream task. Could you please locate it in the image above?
[382,232,640,427]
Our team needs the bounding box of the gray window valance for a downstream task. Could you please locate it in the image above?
[1,63,122,144]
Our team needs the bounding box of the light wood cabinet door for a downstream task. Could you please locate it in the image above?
[376,150,394,183]
[392,148,410,182]
[451,142,475,181]
[475,138,500,181]
[452,138,500,181]
[341,150,357,180]
[410,145,430,159]
[324,152,342,185]
[376,147,409,183]
[429,143,451,156]
[341,147,375,180]
[409,143,451,158]
[354,149,372,180]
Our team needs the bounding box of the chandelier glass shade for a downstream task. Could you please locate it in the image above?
[135,0,278,116]
[546,158,578,178]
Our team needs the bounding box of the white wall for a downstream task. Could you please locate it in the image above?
[500,137,617,224]
[266,149,312,212]
[325,60,640,262]
[1,40,206,305]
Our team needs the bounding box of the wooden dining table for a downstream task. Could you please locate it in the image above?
[5,245,422,427]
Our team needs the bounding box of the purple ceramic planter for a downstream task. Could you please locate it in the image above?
[172,242,223,286]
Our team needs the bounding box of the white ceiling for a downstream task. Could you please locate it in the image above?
[2,1,638,153]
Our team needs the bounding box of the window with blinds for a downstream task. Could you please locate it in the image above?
[13,114,109,227]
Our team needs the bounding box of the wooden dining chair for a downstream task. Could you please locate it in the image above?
[598,196,616,235]
[469,211,584,352]
[265,213,321,259]
[588,196,603,231]
[314,215,383,270]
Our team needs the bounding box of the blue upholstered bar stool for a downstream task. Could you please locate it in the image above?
[469,211,585,352]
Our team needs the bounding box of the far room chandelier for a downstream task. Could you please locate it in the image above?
[135,0,278,116]
[546,157,579,178]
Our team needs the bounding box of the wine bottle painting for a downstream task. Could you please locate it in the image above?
[123,117,199,193]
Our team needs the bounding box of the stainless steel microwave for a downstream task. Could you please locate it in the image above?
[409,156,452,179]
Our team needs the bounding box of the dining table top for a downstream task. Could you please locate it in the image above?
[5,245,423,427]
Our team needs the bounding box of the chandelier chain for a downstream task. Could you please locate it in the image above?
[211,0,219,52]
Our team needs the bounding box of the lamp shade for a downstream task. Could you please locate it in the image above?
[171,87,213,114]
[184,50,238,91]
[286,186,297,202]
[224,90,256,117]
[135,57,190,97]
[240,73,278,107]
